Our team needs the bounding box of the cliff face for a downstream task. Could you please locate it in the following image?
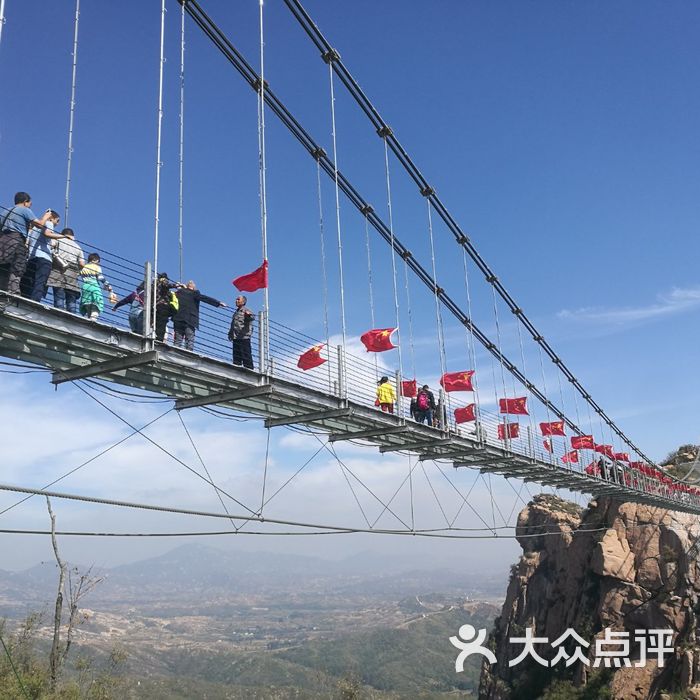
[479,495,700,700]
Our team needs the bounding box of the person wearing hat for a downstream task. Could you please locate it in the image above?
[376,376,396,414]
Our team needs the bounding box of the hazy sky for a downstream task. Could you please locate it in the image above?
[0,0,699,571]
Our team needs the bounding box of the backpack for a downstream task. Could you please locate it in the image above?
[417,391,430,411]
[169,290,179,311]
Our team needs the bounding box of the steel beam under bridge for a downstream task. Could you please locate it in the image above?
[1,293,697,515]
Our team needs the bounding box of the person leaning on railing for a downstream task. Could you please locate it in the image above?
[47,227,85,314]
[0,192,54,296]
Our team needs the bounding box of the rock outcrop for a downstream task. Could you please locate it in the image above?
[479,494,700,700]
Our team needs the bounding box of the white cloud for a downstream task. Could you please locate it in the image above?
[557,286,700,325]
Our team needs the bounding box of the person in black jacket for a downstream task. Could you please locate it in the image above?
[173,280,227,350]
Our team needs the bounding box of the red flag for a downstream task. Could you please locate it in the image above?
[540,421,565,437]
[571,435,595,450]
[454,404,476,424]
[297,344,326,371]
[497,422,520,440]
[614,452,630,462]
[499,397,528,415]
[562,450,579,464]
[233,260,268,292]
[401,380,417,398]
[585,461,601,476]
[360,328,397,353]
[543,439,553,453]
[440,370,475,392]
[594,444,615,459]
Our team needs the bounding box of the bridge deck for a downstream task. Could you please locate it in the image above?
[1,292,697,515]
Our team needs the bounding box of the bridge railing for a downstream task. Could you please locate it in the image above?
[7,236,699,510]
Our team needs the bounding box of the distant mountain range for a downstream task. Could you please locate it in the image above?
[0,543,506,614]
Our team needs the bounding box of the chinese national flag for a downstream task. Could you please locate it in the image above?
[561,450,579,464]
[297,344,326,371]
[614,452,630,462]
[594,444,615,459]
[497,422,519,440]
[454,404,476,424]
[360,328,397,352]
[571,435,595,450]
[401,380,417,397]
[498,397,528,415]
[440,370,475,392]
[233,260,268,292]
[584,461,601,476]
[540,420,565,437]
[543,439,553,453]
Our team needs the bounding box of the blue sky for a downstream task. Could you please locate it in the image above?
[0,0,699,570]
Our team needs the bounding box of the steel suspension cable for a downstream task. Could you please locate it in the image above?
[152,0,166,344]
[461,247,482,435]
[382,135,405,411]
[325,52,348,380]
[257,0,271,369]
[279,0,652,465]
[514,313,537,458]
[63,0,80,226]
[363,209,379,379]
[314,155,332,391]
[178,0,592,444]
[0,1,5,49]
[178,0,186,281]
[426,198,448,413]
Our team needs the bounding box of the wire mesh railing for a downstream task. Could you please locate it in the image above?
[0,220,698,510]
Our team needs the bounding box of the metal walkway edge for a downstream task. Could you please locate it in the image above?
[1,292,697,515]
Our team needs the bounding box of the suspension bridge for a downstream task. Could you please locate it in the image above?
[0,0,697,540]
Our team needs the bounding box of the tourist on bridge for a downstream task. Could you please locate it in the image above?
[154,272,179,342]
[376,376,396,414]
[173,281,227,351]
[80,253,115,320]
[414,384,436,426]
[113,282,146,334]
[228,295,255,370]
[47,227,85,314]
[0,193,54,296]
[20,209,67,302]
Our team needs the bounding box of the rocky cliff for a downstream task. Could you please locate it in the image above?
[479,494,700,700]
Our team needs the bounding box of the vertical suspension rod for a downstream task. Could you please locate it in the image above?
[152,0,166,344]
[64,0,80,226]
[279,0,650,464]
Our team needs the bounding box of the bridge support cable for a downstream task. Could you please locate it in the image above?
[425,196,450,425]
[279,0,653,466]
[74,380,258,515]
[177,0,592,444]
[314,154,333,393]
[363,207,379,380]
[381,134,405,417]
[0,408,174,519]
[151,0,166,348]
[324,51,348,393]
[514,307,538,461]
[0,0,5,49]
[63,0,80,226]
[257,0,271,372]
[178,0,186,281]
[177,411,239,531]
[461,247,482,438]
